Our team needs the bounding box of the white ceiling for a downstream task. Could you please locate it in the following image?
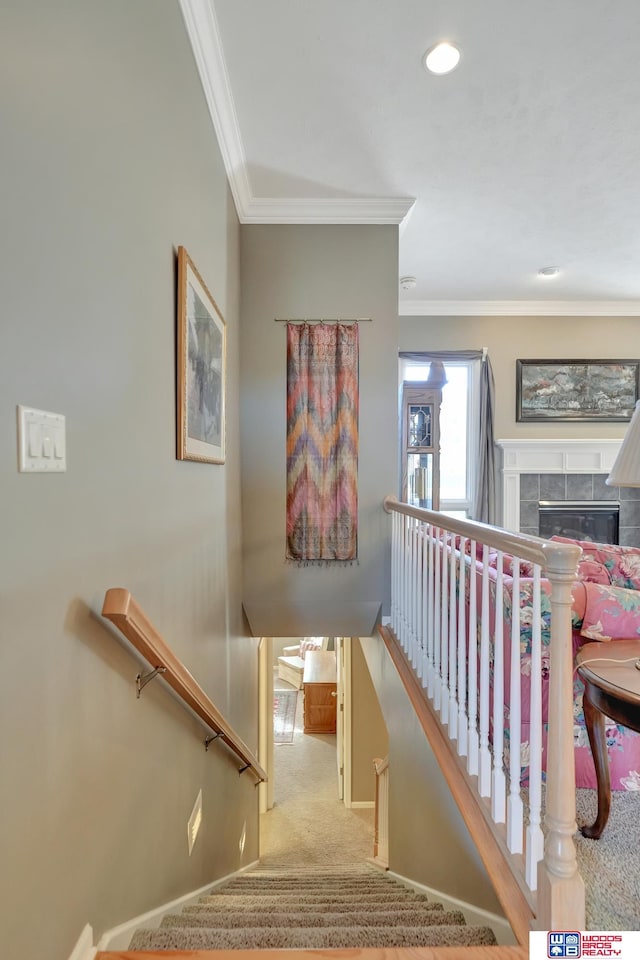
[181,0,640,315]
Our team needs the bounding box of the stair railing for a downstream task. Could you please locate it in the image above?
[372,755,390,868]
[102,588,266,783]
[383,495,585,933]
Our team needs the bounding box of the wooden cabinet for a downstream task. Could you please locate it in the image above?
[303,650,337,734]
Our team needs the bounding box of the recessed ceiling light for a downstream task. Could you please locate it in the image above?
[423,42,461,75]
[400,276,417,290]
[538,266,560,278]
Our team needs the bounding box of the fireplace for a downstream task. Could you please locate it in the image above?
[538,500,620,544]
[497,440,640,548]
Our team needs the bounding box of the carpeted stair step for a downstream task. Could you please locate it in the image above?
[129,923,498,951]
[228,874,398,884]
[222,883,404,893]
[189,897,440,914]
[195,890,432,905]
[161,906,459,930]
[128,866,498,951]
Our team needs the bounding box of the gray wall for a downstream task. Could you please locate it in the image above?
[359,635,504,916]
[351,638,389,803]
[240,225,399,636]
[0,3,259,959]
[399,314,638,440]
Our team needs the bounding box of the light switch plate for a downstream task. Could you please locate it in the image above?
[18,405,66,472]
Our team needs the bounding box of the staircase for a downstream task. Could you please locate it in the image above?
[127,867,499,951]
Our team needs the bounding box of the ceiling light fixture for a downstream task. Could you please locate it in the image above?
[400,276,417,290]
[423,42,461,76]
[538,266,560,278]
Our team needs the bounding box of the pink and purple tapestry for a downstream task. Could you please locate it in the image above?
[286,322,359,563]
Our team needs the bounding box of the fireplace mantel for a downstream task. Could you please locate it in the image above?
[496,439,622,532]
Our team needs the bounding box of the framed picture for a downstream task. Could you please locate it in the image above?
[176,246,226,463]
[516,359,639,422]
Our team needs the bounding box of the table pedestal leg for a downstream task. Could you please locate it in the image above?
[581,690,611,840]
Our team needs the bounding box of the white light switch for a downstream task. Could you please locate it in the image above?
[28,423,40,457]
[18,406,66,473]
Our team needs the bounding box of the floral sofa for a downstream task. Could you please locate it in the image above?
[465,536,640,791]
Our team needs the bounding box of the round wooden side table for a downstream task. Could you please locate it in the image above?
[575,639,640,839]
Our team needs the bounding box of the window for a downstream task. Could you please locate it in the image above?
[399,358,479,518]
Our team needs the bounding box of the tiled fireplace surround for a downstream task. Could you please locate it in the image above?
[497,439,640,548]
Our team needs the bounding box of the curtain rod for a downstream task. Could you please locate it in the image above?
[273,317,372,323]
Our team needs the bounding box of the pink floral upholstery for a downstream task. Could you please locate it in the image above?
[471,539,640,791]
[551,535,640,590]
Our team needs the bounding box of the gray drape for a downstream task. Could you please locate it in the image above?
[399,350,497,523]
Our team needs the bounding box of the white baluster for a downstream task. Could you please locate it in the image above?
[433,528,442,711]
[391,511,398,633]
[401,515,408,651]
[507,561,523,854]
[413,521,420,672]
[491,551,506,824]
[478,544,491,796]
[421,524,429,687]
[457,539,468,757]
[426,525,436,697]
[448,542,458,739]
[440,534,449,724]
[526,565,544,891]
[416,523,424,681]
[408,520,416,664]
[467,539,479,776]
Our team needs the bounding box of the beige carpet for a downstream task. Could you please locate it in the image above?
[575,787,640,930]
[129,870,497,950]
[260,677,374,867]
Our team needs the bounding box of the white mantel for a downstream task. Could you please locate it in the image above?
[496,439,622,533]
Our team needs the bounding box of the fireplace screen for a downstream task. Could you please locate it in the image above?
[538,501,620,544]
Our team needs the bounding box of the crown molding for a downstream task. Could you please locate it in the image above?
[399,299,640,317]
[241,196,415,224]
[178,0,251,214]
[179,0,414,226]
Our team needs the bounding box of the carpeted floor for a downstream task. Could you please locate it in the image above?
[261,676,374,866]
[575,787,640,930]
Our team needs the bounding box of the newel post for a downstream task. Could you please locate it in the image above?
[536,540,585,931]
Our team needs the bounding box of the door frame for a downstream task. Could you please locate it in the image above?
[257,635,353,817]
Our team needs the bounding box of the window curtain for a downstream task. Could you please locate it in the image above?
[398,349,497,524]
[287,323,359,563]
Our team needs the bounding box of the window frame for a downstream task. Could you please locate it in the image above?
[399,357,479,518]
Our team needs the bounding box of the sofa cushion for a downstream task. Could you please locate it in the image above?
[576,558,612,585]
[579,581,640,641]
[551,536,640,590]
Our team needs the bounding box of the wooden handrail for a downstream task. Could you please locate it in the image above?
[102,588,267,783]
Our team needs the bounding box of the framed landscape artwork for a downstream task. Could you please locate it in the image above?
[176,246,226,463]
[516,359,639,422]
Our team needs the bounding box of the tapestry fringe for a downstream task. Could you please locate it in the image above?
[284,559,359,567]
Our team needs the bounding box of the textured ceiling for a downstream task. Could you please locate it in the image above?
[191,1,640,312]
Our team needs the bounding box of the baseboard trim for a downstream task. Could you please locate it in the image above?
[67,924,96,960]
[95,859,260,952]
[387,869,517,946]
[349,800,375,809]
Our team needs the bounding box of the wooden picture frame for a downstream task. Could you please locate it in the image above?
[176,246,226,463]
[516,359,639,422]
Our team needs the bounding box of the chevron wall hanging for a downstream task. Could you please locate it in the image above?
[286,322,359,564]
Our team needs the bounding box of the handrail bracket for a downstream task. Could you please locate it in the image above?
[136,666,166,698]
[204,732,223,751]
